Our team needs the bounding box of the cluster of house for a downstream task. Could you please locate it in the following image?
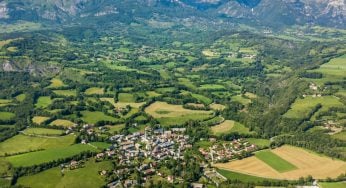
[199,139,257,162]
[303,83,323,98]
[93,127,192,187]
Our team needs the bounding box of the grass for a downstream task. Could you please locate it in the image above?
[23,128,64,136]
[308,55,346,84]
[199,84,225,90]
[332,131,346,141]
[232,95,251,105]
[230,122,253,135]
[255,150,297,173]
[47,78,65,88]
[0,99,12,107]
[201,116,224,126]
[319,182,346,188]
[50,119,76,127]
[0,112,15,120]
[15,94,26,102]
[118,93,136,102]
[191,93,213,104]
[35,96,53,108]
[284,96,343,119]
[85,87,104,95]
[53,89,77,97]
[217,169,273,183]
[106,124,125,134]
[211,120,234,135]
[17,160,111,188]
[0,134,75,156]
[81,111,118,124]
[157,114,213,127]
[6,144,98,167]
[246,138,270,148]
[90,142,111,150]
[32,116,50,125]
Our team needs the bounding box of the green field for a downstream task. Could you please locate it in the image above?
[284,96,343,119]
[81,111,118,124]
[308,55,346,84]
[15,94,26,102]
[85,87,104,95]
[23,128,64,136]
[191,93,213,104]
[118,93,136,102]
[6,144,97,167]
[53,89,77,96]
[0,112,15,120]
[47,78,65,88]
[246,138,270,148]
[217,169,276,183]
[199,84,225,90]
[332,131,346,141]
[0,99,12,107]
[255,150,297,172]
[230,122,254,135]
[35,96,53,108]
[157,113,213,127]
[0,134,75,156]
[17,160,112,188]
[32,116,50,124]
[319,182,346,188]
[50,119,76,127]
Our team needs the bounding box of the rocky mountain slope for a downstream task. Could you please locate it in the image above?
[0,0,344,28]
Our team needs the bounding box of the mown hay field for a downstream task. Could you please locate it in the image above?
[214,145,346,180]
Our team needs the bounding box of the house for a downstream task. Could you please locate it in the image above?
[191,183,204,188]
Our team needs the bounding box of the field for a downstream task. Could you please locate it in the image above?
[100,98,144,108]
[35,96,53,108]
[332,131,346,141]
[22,128,64,136]
[0,134,75,156]
[217,169,276,183]
[214,145,346,180]
[47,78,65,88]
[15,94,26,102]
[255,150,297,172]
[85,87,104,95]
[229,122,253,135]
[53,89,77,96]
[0,112,15,120]
[17,161,112,188]
[32,116,50,124]
[50,119,76,127]
[118,93,136,102]
[5,144,98,167]
[211,120,234,135]
[81,111,118,124]
[0,99,12,107]
[191,93,213,104]
[284,96,343,119]
[309,55,346,84]
[246,138,270,148]
[145,101,212,126]
[209,103,226,111]
[319,182,346,188]
[199,84,226,90]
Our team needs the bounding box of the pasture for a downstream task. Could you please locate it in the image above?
[255,150,297,172]
[6,144,98,167]
[15,94,26,102]
[53,89,77,97]
[0,112,15,120]
[85,87,104,95]
[214,145,346,180]
[0,134,75,156]
[35,96,53,108]
[47,78,65,88]
[50,119,76,127]
[332,131,346,141]
[100,98,144,108]
[0,99,12,107]
[23,128,64,136]
[284,96,343,119]
[17,161,112,188]
[118,93,136,102]
[32,116,50,124]
[319,182,346,188]
[209,103,226,111]
[309,55,346,84]
[199,84,226,90]
[81,111,118,124]
[191,93,213,104]
[211,120,234,135]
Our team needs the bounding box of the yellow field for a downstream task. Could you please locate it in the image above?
[50,119,76,127]
[100,98,144,108]
[47,78,65,88]
[209,103,226,111]
[211,120,234,135]
[145,101,211,118]
[32,116,50,125]
[214,145,346,180]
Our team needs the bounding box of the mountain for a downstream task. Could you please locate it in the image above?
[0,0,345,28]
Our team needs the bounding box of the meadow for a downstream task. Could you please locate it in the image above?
[0,134,75,156]
[284,96,343,120]
[0,112,15,121]
[35,96,53,108]
[319,182,346,188]
[5,144,98,167]
[22,128,64,136]
[53,89,77,97]
[118,93,136,102]
[50,119,76,127]
[81,111,118,124]
[47,78,65,88]
[211,120,234,135]
[17,160,112,187]
[32,116,50,125]
[85,87,104,95]
[214,145,346,180]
